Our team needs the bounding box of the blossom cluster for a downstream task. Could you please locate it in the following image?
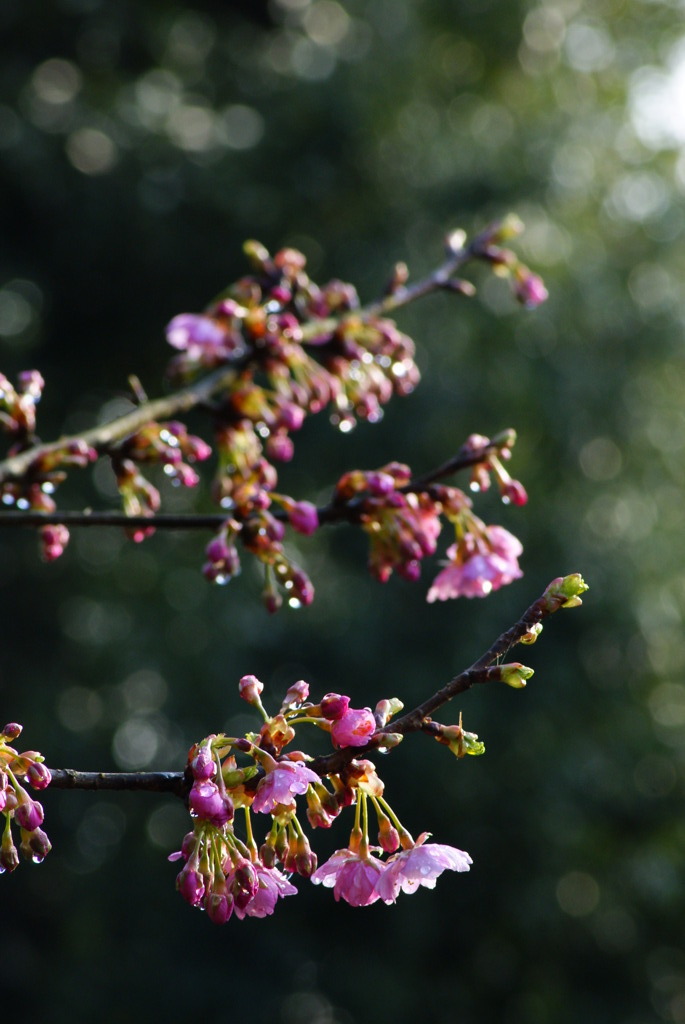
[471,214,549,309]
[0,225,546,609]
[0,369,97,558]
[0,575,589,918]
[170,674,475,921]
[0,722,51,872]
[333,436,527,600]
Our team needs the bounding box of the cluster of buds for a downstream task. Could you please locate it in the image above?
[462,430,528,506]
[0,370,45,439]
[169,242,420,511]
[331,449,527,602]
[0,437,96,561]
[241,508,315,612]
[170,674,475,921]
[0,722,51,872]
[160,243,427,609]
[0,371,98,559]
[115,420,212,489]
[470,215,549,309]
[108,419,212,542]
[335,462,446,583]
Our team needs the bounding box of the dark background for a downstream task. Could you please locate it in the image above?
[1,1,684,1021]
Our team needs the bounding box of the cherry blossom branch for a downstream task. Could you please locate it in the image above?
[0,234,487,489]
[310,574,586,776]
[0,216,545,492]
[0,220,545,599]
[0,431,515,532]
[43,576,586,795]
[0,365,239,485]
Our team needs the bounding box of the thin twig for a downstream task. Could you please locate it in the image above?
[310,582,564,776]
[43,580,570,794]
[0,434,504,531]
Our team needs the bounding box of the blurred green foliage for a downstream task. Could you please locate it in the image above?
[1,0,685,1021]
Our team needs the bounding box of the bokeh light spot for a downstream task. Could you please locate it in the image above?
[556,871,601,916]
[66,127,118,174]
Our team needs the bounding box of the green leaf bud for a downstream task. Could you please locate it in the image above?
[499,663,534,689]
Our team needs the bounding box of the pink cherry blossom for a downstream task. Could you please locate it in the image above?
[310,849,385,906]
[252,760,319,814]
[188,780,234,826]
[233,864,298,919]
[427,526,522,602]
[166,313,225,352]
[376,836,472,904]
[330,707,376,748]
[190,739,217,781]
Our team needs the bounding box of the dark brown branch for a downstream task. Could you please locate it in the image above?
[310,579,575,776]
[0,433,510,531]
[48,768,187,796]
[0,511,231,530]
[42,580,580,793]
[405,434,511,492]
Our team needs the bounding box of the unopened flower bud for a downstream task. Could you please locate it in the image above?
[190,739,217,780]
[287,501,319,536]
[180,831,197,862]
[14,793,44,832]
[177,864,205,907]
[206,881,234,925]
[2,723,22,741]
[513,268,549,309]
[26,762,51,790]
[266,433,294,462]
[19,826,51,863]
[320,693,350,721]
[0,832,19,873]
[365,471,397,496]
[542,574,589,611]
[260,842,277,868]
[502,479,528,506]
[374,697,404,726]
[499,663,534,689]
[282,679,309,709]
[378,815,400,853]
[239,674,264,705]
[232,861,259,909]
